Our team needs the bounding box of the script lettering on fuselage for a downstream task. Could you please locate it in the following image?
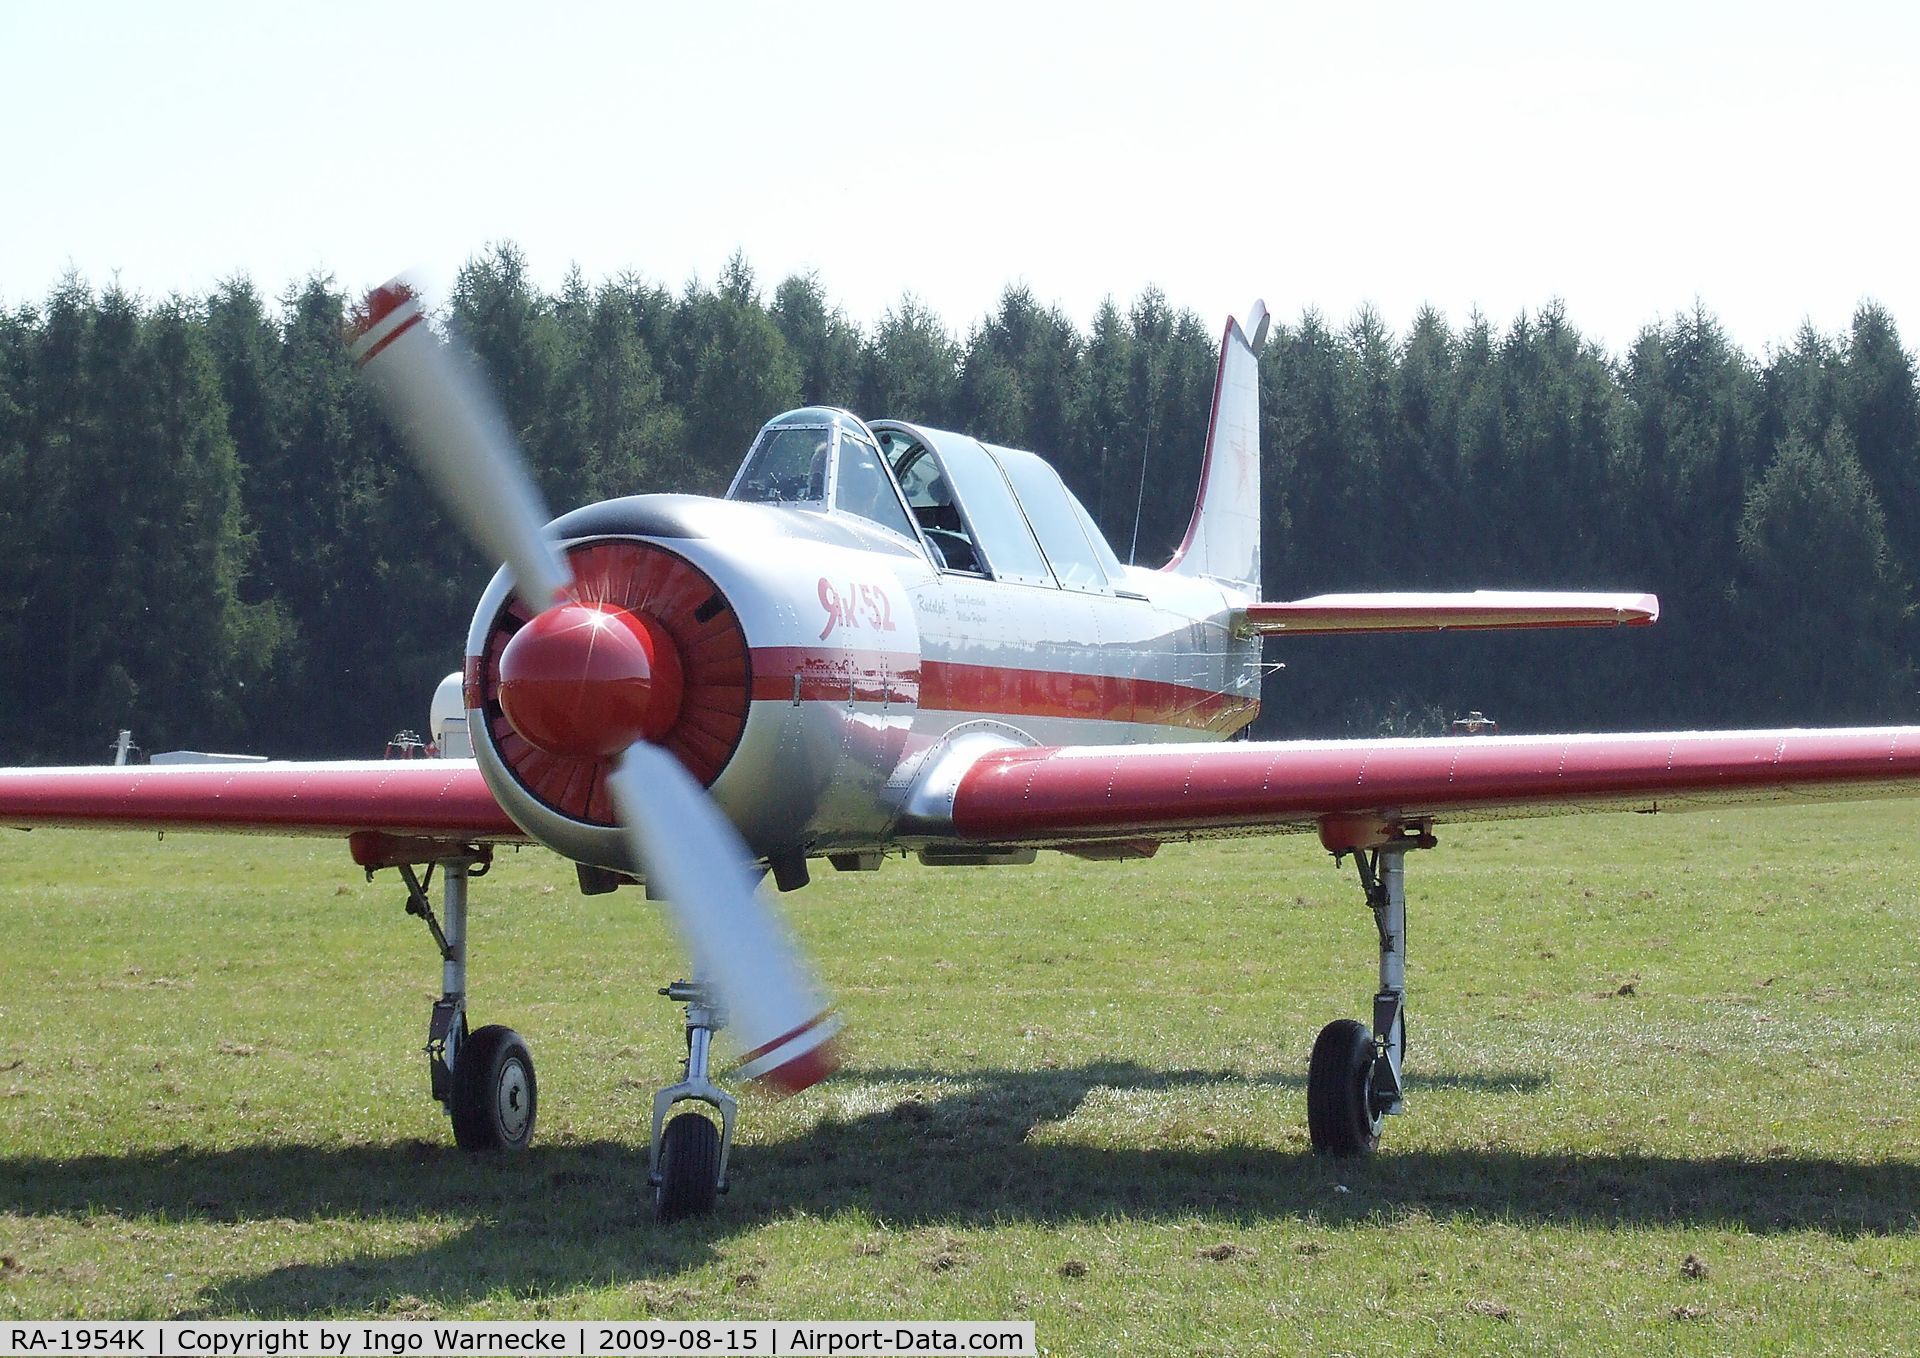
[818,577,898,641]
[951,591,989,626]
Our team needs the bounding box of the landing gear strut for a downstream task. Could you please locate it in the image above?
[648,980,737,1221]
[1308,819,1432,1156]
[352,835,537,1153]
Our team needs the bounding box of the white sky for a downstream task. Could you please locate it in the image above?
[3,1,1915,357]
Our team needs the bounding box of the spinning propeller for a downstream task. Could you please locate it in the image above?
[349,280,839,1094]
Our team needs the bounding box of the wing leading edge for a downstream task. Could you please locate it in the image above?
[944,727,1920,845]
[0,760,523,843]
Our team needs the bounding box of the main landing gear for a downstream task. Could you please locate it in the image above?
[354,836,538,1153]
[647,980,738,1222]
[352,837,744,1215]
[1306,817,1432,1156]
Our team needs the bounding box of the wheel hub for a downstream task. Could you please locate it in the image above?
[497,1059,532,1141]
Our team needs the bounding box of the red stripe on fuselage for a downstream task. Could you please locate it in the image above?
[746,646,1257,734]
[923,660,1255,733]
[750,646,921,706]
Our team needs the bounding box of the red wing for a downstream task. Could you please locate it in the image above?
[948,728,1920,845]
[0,760,523,845]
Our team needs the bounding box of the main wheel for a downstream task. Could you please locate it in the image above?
[1307,1017,1382,1156]
[450,1024,537,1152]
[654,1110,721,1222]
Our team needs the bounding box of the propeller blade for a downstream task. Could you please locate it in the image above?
[351,276,838,1096]
[349,280,573,609]
[607,741,840,1095]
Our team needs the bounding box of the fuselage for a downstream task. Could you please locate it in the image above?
[462,409,1264,874]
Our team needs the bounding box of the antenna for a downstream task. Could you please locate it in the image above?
[1126,343,1167,566]
[1127,421,1154,566]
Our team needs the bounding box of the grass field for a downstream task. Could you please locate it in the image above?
[2,802,1918,1353]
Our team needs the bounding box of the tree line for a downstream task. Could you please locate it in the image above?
[1,244,1915,762]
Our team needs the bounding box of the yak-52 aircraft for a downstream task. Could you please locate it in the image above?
[6,280,1920,1221]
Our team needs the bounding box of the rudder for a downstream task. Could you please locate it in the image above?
[1162,300,1268,595]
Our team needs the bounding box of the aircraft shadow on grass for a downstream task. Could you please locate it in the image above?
[2,1060,1914,1316]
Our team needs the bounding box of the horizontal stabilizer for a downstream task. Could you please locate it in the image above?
[1236,590,1659,636]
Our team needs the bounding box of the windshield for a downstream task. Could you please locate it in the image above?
[727,410,923,546]
[730,423,832,504]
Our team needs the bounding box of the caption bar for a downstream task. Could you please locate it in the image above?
[2,1323,1035,1358]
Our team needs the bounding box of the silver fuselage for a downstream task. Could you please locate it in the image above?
[466,495,1261,872]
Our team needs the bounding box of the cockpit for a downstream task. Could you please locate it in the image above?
[726,407,1130,595]
[726,408,918,539]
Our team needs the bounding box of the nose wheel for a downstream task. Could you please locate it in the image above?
[655,1109,723,1221]
[647,980,738,1221]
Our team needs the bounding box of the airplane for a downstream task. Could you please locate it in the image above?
[6,279,1920,1223]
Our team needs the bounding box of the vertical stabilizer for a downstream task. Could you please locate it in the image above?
[1162,301,1268,594]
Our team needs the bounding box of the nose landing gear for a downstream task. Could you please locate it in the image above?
[648,979,738,1221]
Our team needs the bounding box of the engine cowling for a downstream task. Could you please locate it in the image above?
[466,536,752,849]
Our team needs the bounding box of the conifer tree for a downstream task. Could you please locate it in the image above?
[771,273,862,409]
[861,294,958,427]
[1732,425,1913,719]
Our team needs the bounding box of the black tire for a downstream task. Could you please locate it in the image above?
[450,1024,537,1152]
[1307,1017,1382,1156]
[654,1110,721,1222]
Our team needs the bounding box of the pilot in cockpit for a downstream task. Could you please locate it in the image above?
[834,442,894,522]
[805,438,830,501]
